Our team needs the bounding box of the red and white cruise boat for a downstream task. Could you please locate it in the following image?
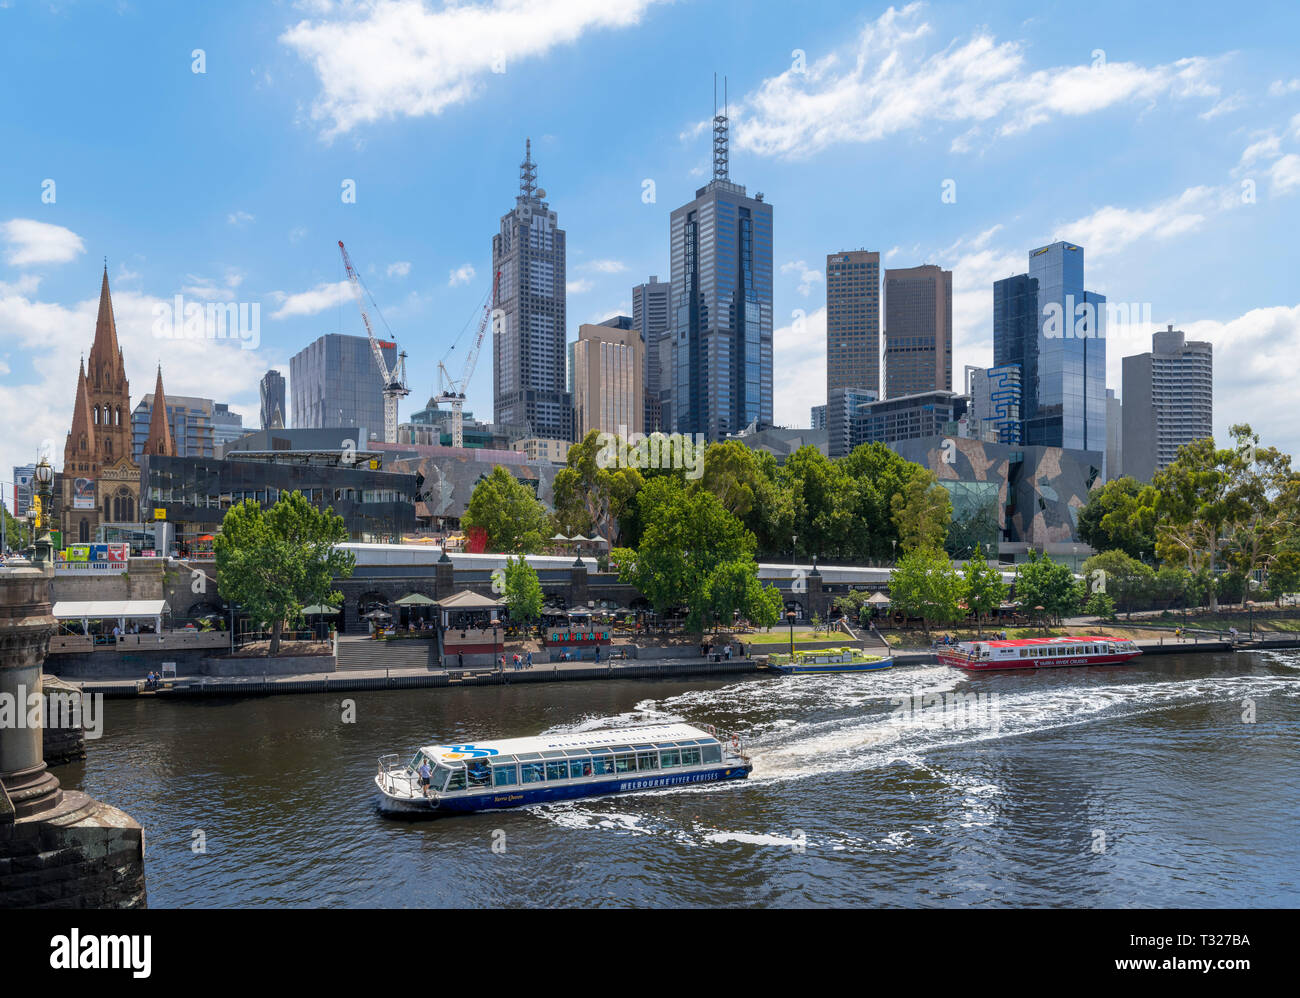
[936,635,1142,671]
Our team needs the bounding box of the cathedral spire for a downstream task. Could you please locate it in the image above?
[88,265,125,386]
[65,357,96,466]
[142,365,176,458]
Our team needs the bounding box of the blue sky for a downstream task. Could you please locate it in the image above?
[3,0,1300,488]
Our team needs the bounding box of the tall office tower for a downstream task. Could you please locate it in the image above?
[1121,325,1212,482]
[968,365,1023,445]
[825,386,877,458]
[1106,388,1123,480]
[994,242,1107,459]
[492,139,573,441]
[290,333,395,436]
[884,264,952,398]
[633,276,672,431]
[810,405,827,430]
[826,250,881,399]
[260,369,286,429]
[670,86,773,440]
[572,316,644,439]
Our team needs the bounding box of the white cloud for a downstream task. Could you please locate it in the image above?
[289,226,309,243]
[1268,78,1300,97]
[733,3,1225,159]
[772,306,828,427]
[1200,94,1245,120]
[282,0,664,138]
[1268,154,1300,196]
[387,260,412,278]
[269,279,352,318]
[781,259,823,297]
[227,210,255,226]
[1,219,85,266]
[584,259,626,273]
[1053,186,1224,258]
[566,278,593,295]
[448,263,475,286]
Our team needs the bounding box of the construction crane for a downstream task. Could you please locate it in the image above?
[338,240,410,444]
[436,269,500,448]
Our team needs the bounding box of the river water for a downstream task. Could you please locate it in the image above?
[61,650,1300,907]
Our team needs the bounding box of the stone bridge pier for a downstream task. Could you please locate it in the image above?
[0,558,146,908]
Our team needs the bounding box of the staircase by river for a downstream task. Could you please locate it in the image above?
[336,637,437,672]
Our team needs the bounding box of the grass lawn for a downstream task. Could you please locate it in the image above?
[746,629,840,645]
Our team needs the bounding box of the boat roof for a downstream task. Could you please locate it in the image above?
[418,723,717,764]
[969,636,1132,648]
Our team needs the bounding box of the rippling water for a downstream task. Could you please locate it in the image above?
[61,650,1300,907]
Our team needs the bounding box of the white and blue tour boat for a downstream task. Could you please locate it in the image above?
[376,722,752,816]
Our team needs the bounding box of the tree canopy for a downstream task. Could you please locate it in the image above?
[462,466,552,554]
[213,491,355,656]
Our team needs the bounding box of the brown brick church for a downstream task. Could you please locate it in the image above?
[60,267,176,545]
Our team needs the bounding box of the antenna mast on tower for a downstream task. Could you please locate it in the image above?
[713,73,729,181]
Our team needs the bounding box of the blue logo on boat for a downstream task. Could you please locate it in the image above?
[440,744,498,759]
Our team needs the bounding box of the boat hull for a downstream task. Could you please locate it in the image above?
[771,658,893,675]
[377,764,752,817]
[938,650,1142,671]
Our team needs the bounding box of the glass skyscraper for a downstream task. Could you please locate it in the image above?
[670,104,772,441]
[995,242,1106,456]
[290,333,395,437]
[492,139,573,441]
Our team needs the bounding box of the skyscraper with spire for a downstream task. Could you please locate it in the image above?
[669,78,773,440]
[61,266,141,543]
[491,138,573,441]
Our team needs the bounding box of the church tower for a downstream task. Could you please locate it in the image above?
[61,266,139,544]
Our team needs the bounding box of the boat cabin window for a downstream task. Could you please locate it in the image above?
[467,761,491,788]
[444,768,466,792]
[614,753,636,773]
[590,753,614,775]
[701,742,722,764]
[546,761,568,781]
[493,764,518,787]
[660,747,681,769]
[569,758,593,779]
[681,746,702,766]
[521,762,545,783]
[636,750,659,771]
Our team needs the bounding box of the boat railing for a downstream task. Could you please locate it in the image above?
[698,723,750,765]
[377,753,407,792]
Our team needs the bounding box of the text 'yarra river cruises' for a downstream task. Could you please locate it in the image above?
[937,635,1143,671]
[376,723,752,816]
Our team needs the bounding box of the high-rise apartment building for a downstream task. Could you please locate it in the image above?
[810,405,826,430]
[826,250,881,399]
[1106,388,1123,480]
[572,316,644,439]
[884,265,952,398]
[492,139,573,441]
[132,392,243,461]
[995,242,1106,457]
[1121,326,1212,482]
[670,97,773,441]
[260,369,286,429]
[290,333,395,437]
[968,364,1023,445]
[825,386,877,458]
[633,276,672,432]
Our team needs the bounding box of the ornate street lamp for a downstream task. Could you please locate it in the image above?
[31,457,55,570]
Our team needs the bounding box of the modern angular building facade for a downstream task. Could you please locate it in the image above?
[826,250,881,399]
[492,139,573,442]
[884,264,952,399]
[633,276,672,432]
[290,333,395,437]
[996,242,1106,459]
[670,106,772,441]
[1121,326,1213,482]
[260,369,286,429]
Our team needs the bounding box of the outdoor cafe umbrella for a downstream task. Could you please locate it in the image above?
[301,604,340,615]
[393,593,436,606]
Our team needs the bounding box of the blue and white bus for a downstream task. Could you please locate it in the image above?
[376,723,751,816]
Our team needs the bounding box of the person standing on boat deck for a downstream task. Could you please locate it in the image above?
[418,760,432,798]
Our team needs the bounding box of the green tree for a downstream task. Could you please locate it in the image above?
[1084,590,1116,619]
[1014,550,1081,626]
[1076,476,1157,562]
[612,477,757,633]
[700,558,783,631]
[888,546,964,641]
[462,466,552,553]
[502,556,544,626]
[1220,426,1299,607]
[551,430,643,545]
[2,505,31,553]
[1081,549,1154,617]
[1265,547,1300,604]
[891,470,952,554]
[780,446,853,561]
[214,491,355,656]
[696,440,762,519]
[839,443,932,561]
[961,544,1006,636]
